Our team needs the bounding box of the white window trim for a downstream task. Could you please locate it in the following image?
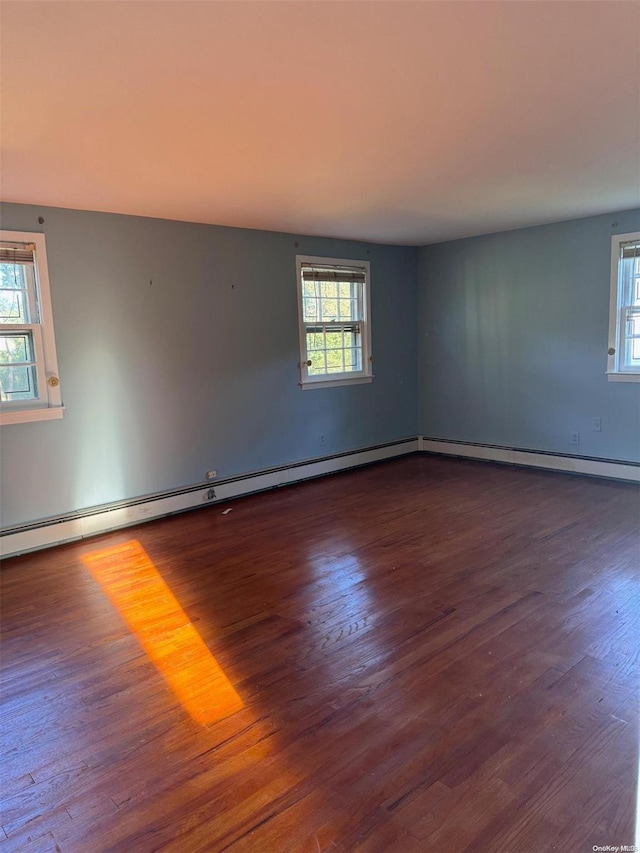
[0,230,64,423]
[296,254,373,390]
[607,230,640,383]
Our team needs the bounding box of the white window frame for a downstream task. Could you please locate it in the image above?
[607,231,640,383]
[296,255,373,390]
[0,231,64,423]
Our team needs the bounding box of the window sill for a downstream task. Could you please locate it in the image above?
[300,376,373,390]
[606,372,640,383]
[0,406,65,425]
[607,373,640,382]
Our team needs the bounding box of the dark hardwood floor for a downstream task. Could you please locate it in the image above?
[1,455,639,852]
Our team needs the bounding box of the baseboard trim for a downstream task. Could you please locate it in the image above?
[4,436,635,559]
[421,438,640,483]
[0,438,419,558]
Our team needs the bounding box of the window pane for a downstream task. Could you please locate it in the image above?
[324,331,344,350]
[627,311,640,337]
[308,352,326,374]
[0,262,28,290]
[305,326,362,376]
[619,257,634,307]
[0,333,33,364]
[303,296,318,322]
[302,275,363,326]
[0,364,37,400]
[0,325,37,401]
[326,348,344,372]
[624,308,640,367]
[0,263,32,323]
[306,332,325,351]
[320,282,338,300]
[338,299,355,321]
[0,288,29,323]
[319,298,338,322]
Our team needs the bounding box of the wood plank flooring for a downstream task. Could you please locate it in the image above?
[1,455,639,852]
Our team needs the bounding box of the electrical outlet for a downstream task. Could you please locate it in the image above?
[319,434,325,446]
[592,418,602,432]
[571,432,580,446]
[206,470,217,479]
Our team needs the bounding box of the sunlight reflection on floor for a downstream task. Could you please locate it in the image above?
[82,540,243,726]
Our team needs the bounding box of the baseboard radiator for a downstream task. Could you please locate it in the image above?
[419,437,640,483]
[2,436,637,559]
[1,438,419,558]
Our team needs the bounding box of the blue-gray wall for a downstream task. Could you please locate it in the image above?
[0,204,419,528]
[417,209,640,462]
[3,203,638,530]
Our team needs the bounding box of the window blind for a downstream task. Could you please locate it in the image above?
[0,243,36,265]
[301,265,365,283]
[621,241,640,259]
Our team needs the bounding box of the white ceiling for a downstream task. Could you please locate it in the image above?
[1,1,639,245]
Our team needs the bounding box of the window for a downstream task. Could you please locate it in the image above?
[296,255,372,389]
[0,231,63,423]
[608,231,640,382]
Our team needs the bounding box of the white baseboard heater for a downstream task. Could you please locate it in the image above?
[1,438,419,558]
[2,437,637,559]
[419,437,640,483]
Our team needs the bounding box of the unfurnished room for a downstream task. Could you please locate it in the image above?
[0,1,639,851]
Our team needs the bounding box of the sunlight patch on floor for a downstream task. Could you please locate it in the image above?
[82,539,243,726]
